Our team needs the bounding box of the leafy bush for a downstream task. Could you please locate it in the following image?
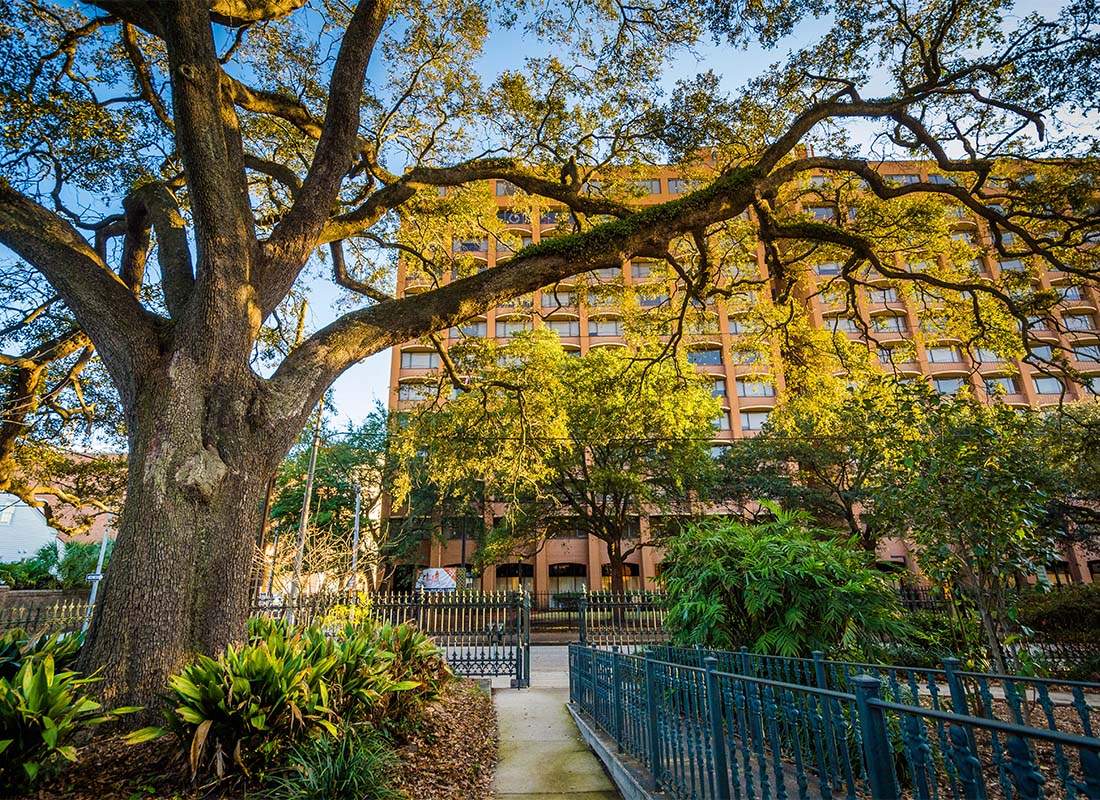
[1016,584,1100,639]
[0,655,137,789]
[0,628,82,681]
[369,622,451,731]
[659,507,909,656]
[36,541,114,590]
[133,620,449,780]
[261,727,402,800]
[0,556,58,589]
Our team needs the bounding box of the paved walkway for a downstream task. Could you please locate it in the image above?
[492,647,621,800]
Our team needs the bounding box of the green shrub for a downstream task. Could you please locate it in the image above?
[0,629,82,681]
[261,727,402,800]
[132,621,448,780]
[0,557,58,589]
[1016,584,1100,639]
[659,506,910,656]
[0,655,137,789]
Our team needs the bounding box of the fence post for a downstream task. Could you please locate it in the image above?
[851,675,900,800]
[611,646,624,751]
[943,657,988,800]
[578,589,588,647]
[645,654,662,789]
[704,656,732,800]
[522,590,531,689]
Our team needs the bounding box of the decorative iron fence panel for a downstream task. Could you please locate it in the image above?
[0,599,88,635]
[578,591,669,650]
[569,644,1100,800]
[253,591,531,687]
[650,643,1100,748]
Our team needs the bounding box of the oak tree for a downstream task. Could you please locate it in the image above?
[2,0,1099,708]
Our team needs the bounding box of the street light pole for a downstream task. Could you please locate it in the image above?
[348,482,362,594]
[82,514,111,635]
[288,406,322,615]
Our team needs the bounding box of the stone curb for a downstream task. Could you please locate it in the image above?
[566,704,670,800]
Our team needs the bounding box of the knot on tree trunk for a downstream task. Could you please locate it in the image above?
[175,445,228,501]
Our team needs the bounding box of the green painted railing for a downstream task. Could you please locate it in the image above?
[569,644,1100,800]
[650,644,1100,743]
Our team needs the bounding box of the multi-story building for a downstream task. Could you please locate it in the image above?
[388,162,1100,592]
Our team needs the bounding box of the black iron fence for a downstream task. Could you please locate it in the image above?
[570,644,1100,800]
[0,598,88,635]
[252,590,531,687]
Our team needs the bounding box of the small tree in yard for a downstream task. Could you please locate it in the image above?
[400,330,719,592]
[877,393,1061,673]
[659,506,908,656]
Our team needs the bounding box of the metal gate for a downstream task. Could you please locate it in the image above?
[254,590,531,687]
[372,590,530,687]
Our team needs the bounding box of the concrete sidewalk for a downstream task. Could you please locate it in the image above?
[492,646,620,800]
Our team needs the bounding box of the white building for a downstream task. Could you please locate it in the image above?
[0,493,60,564]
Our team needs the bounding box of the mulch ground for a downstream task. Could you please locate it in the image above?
[18,679,497,800]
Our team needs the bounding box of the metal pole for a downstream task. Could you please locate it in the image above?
[288,406,322,614]
[348,482,362,594]
[265,530,280,598]
[82,514,111,635]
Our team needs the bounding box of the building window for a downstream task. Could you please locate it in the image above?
[826,316,858,333]
[638,292,668,308]
[1089,560,1100,580]
[495,562,533,592]
[0,503,14,525]
[740,410,770,431]
[496,319,531,337]
[711,379,727,397]
[1033,376,1064,394]
[976,349,1004,363]
[984,376,1020,395]
[497,209,530,225]
[1029,344,1054,360]
[1073,344,1100,362]
[632,179,661,195]
[548,562,588,596]
[807,206,837,222]
[495,180,516,196]
[927,346,962,363]
[589,318,624,337]
[600,562,641,591]
[450,320,487,338]
[688,348,723,366]
[1044,561,1074,586]
[631,262,654,280]
[1064,313,1097,331]
[933,377,965,394]
[1056,285,1082,301]
[713,411,731,431]
[814,262,842,276]
[667,179,690,195]
[873,315,909,333]
[541,291,577,308]
[397,383,434,401]
[889,174,921,185]
[928,174,957,185]
[453,238,488,252]
[868,288,899,304]
[951,231,976,245]
[998,259,1025,272]
[547,319,581,337]
[737,379,774,397]
[400,351,439,369]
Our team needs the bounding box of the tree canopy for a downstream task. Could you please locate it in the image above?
[2,0,1100,708]
[396,329,718,590]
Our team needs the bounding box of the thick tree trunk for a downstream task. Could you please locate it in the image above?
[607,538,626,595]
[80,358,286,715]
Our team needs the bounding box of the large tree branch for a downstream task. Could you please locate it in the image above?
[157,0,256,331]
[125,182,195,318]
[0,184,161,400]
[269,166,767,415]
[259,0,392,316]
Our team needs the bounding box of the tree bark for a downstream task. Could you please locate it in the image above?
[607,538,626,595]
[79,356,291,714]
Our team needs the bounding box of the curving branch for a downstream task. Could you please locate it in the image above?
[0,184,161,400]
[259,0,393,316]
